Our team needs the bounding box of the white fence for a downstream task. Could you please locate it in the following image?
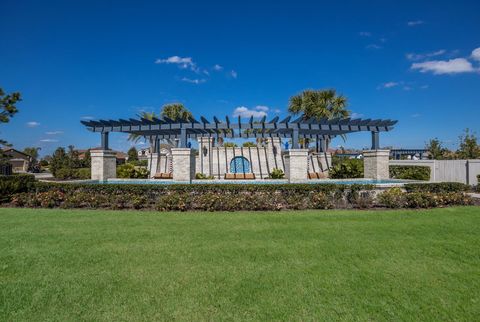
[390,160,480,185]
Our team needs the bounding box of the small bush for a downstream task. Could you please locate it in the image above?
[195,173,214,180]
[128,160,148,167]
[389,166,430,181]
[378,188,406,208]
[405,182,468,193]
[117,163,149,179]
[329,159,363,179]
[269,168,285,179]
[0,174,36,203]
[76,168,91,179]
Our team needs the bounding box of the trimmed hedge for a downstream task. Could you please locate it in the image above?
[390,165,430,181]
[378,187,472,208]
[0,174,36,203]
[404,182,468,193]
[11,182,375,211]
[330,160,431,181]
[6,181,473,211]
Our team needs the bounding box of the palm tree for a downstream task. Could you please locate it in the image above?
[161,103,193,120]
[288,89,349,119]
[128,111,157,143]
[288,89,350,149]
[128,104,193,147]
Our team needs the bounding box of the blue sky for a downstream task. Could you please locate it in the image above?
[1,0,480,156]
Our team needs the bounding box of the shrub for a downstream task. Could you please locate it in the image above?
[378,188,406,208]
[404,182,468,193]
[8,181,472,211]
[117,163,149,179]
[389,166,430,181]
[128,160,148,167]
[269,168,285,179]
[0,174,36,203]
[405,192,438,208]
[76,168,91,179]
[329,159,363,179]
[195,173,214,180]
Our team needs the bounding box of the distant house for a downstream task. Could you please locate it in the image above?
[1,148,32,172]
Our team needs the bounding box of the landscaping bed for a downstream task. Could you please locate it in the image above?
[1,175,474,211]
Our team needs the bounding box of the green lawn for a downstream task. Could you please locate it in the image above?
[1,207,480,321]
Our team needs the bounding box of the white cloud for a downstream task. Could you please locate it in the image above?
[45,131,63,135]
[155,56,195,70]
[411,58,475,74]
[406,49,446,61]
[407,20,424,26]
[230,70,238,78]
[471,47,480,61]
[233,106,269,118]
[420,85,429,89]
[181,77,206,84]
[81,116,94,120]
[255,105,269,112]
[359,31,371,37]
[213,64,223,71]
[26,121,40,127]
[378,81,400,89]
[273,108,281,114]
[40,139,58,143]
[411,113,421,118]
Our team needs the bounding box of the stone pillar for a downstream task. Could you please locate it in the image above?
[284,149,308,182]
[197,137,213,176]
[91,150,117,181]
[147,153,159,178]
[171,148,195,182]
[363,150,390,180]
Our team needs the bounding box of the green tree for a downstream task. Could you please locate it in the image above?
[288,89,349,148]
[83,149,91,168]
[23,147,41,160]
[161,103,193,120]
[1,88,21,161]
[288,89,349,120]
[49,147,69,177]
[127,147,139,161]
[426,138,448,160]
[457,129,480,159]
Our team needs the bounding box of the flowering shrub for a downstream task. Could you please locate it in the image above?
[378,188,406,208]
[6,181,473,211]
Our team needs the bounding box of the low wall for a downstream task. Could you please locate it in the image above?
[389,159,480,185]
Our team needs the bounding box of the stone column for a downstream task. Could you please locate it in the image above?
[147,153,159,178]
[284,149,308,182]
[363,150,390,180]
[91,149,117,181]
[197,137,213,176]
[171,148,195,182]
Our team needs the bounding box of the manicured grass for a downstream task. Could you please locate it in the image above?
[1,207,480,321]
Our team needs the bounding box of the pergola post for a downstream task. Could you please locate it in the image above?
[292,129,299,149]
[371,131,379,150]
[101,132,109,149]
[91,132,116,181]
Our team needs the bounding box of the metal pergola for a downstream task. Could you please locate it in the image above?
[81,115,397,150]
